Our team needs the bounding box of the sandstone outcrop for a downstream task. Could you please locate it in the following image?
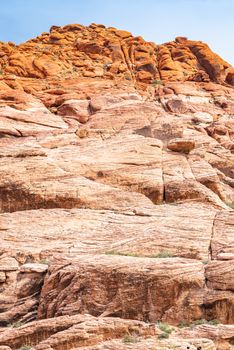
[0,23,233,349]
[0,24,233,89]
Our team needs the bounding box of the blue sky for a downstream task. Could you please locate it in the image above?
[0,0,233,65]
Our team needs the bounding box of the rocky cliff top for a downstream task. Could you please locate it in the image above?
[0,24,233,350]
[0,22,233,93]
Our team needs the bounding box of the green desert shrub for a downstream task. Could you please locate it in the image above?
[39,258,49,264]
[158,332,169,339]
[158,322,173,334]
[122,334,138,343]
[7,321,24,328]
[152,79,163,86]
[105,250,139,257]
[105,251,173,258]
[226,202,234,209]
[178,321,190,328]
[150,251,174,258]
[187,319,220,328]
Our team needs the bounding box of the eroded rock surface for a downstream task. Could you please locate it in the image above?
[0,24,233,88]
[0,23,233,350]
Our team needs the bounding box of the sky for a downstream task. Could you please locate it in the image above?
[0,0,233,65]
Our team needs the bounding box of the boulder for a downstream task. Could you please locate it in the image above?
[167,138,195,153]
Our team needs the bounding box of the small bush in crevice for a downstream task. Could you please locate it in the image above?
[226,202,234,209]
[158,322,173,334]
[178,321,190,328]
[158,332,169,339]
[20,346,32,350]
[105,250,139,257]
[151,79,164,86]
[192,319,220,326]
[179,318,220,328]
[150,251,174,258]
[122,334,138,343]
[39,258,49,264]
[7,321,24,328]
[105,251,174,258]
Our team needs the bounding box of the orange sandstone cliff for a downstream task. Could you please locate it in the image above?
[0,23,234,91]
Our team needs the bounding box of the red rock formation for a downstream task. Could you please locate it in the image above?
[0,24,233,349]
[0,23,233,91]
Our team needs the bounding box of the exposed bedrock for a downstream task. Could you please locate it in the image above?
[0,23,233,350]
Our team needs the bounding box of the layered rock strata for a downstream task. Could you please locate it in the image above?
[0,23,233,349]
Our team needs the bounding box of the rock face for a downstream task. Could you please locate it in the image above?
[0,24,233,89]
[0,23,233,350]
[37,255,217,325]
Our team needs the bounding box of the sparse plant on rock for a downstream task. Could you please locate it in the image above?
[7,321,24,328]
[158,322,173,334]
[105,250,139,257]
[39,258,49,264]
[158,331,170,339]
[178,321,190,328]
[20,346,31,350]
[124,74,132,80]
[209,319,220,325]
[122,333,138,343]
[186,318,220,328]
[105,251,174,258]
[226,202,234,209]
[192,318,208,326]
[202,260,209,265]
[150,251,174,258]
[152,79,163,86]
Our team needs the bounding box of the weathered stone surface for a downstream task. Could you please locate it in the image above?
[0,313,221,350]
[0,133,165,212]
[0,314,94,348]
[0,203,217,259]
[0,272,6,283]
[167,138,195,153]
[0,257,18,271]
[0,90,68,137]
[211,211,234,260]
[0,24,233,91]
[77,338,216,350]
[38,255,205,323]
[205,261,234,291]
[203,289,234,325]
[57,99,90,123]
[162,151,227,208]
[0,23,233,349]
[0,315,157,349]
[0,258,47,326]
[179,324,234,350]
[20,263,48,274]
[193,112,214,124]
[166,98,188,113]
